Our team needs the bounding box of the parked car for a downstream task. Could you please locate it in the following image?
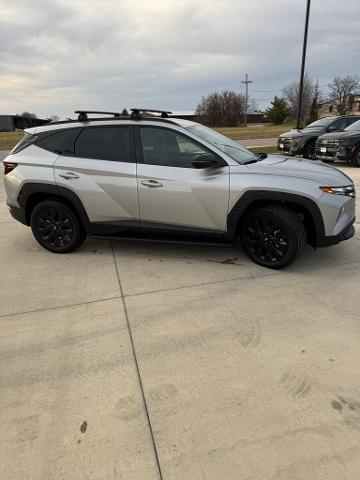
[277,115,360,159]
[315,119,360,167]
[2,109,355,269]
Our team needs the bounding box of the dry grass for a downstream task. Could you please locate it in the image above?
[248,146,278,155]
[215,121,295,140]
[0,132,23,150]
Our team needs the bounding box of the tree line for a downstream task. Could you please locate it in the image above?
[195,75,360,127]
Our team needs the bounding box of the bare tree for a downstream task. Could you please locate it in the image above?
[328,75,360,115]
[20,111,37,119]
[282,74,314,122]
[195,90,246,127]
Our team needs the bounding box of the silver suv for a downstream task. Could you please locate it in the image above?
[2,109,356,269]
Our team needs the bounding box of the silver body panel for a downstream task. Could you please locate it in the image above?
[137,163,229,231]
[53,155,139,223]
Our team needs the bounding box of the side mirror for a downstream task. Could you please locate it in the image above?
[192,153,219,169]
[255,152,267,159]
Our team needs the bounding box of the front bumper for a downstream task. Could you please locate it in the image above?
[277,140,303,156]
[315,148,351,162]
[317,217,355,247]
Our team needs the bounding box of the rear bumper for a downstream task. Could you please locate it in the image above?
[7,203,28,226]
[317,217,355,247]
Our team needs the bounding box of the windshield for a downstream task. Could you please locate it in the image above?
[185,124,257,164]
[344,119,360,132]
[305,117,335,129]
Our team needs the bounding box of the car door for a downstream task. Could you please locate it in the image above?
[53,125,139,226]
[135,125,230,234]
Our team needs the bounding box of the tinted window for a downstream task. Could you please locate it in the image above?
[346,117,360,127]
[74,126,130,161]
[328,118,348,131]
[306,117,335,128]
[140,127,208,168]
[36,128,80,155]
[344,119,360,132]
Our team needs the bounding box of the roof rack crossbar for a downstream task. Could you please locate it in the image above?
[130,108,173,119]
[75,110,124,121]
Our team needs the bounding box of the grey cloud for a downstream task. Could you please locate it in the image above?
[0,0,359,117]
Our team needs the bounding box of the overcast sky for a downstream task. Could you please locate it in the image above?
[0,0,359,119]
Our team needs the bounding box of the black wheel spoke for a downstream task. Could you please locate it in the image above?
[35,206,74,248]
[244,212,290,265]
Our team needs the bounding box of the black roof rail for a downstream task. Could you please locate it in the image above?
[130,108,173,120]
[75,110,124,121]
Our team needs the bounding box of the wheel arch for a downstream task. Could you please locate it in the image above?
[17,183,90,229]
[226,191,325,247]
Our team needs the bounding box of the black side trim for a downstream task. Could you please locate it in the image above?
[89,220,224,241]
[17,183,91,228]
[226,191,325,246]
[7,203,27,225]
[318,218,355,247]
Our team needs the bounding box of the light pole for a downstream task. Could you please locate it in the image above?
[296,0,311,130]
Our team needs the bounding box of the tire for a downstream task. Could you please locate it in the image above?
[303,140,316,160]
[351,146,360,167]
[240,205,306,269]
[30,200,86,253]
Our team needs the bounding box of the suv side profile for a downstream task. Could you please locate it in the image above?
[278,115,360,159]
[3,109,356,269]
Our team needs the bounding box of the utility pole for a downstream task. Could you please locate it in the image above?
[241,74,252,127]
[296,0,311,130]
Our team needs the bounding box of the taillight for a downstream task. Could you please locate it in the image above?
[3,162,18,175]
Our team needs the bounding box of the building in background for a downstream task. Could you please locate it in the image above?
[319,95,360,118]
[0,115,48,131]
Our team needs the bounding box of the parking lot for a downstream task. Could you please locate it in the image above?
[1,149,360,479]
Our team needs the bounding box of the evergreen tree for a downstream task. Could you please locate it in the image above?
[307,80,320,124]
[266,96,289,124]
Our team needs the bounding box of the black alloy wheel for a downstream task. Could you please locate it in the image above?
[351,146,360,168]
[303,140,316,160]
[30,200,86,253]
[241,206,306,269]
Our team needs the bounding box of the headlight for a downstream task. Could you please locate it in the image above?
[320,185,355,197]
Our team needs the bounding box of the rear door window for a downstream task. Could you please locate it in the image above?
[74,126,130,162]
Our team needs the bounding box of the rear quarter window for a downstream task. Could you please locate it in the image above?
[35,128,81,155]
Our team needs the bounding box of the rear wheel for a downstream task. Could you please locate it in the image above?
[30,200,86,253]
[351,146,360,167]
[303,140,316,160]
[240,206,306,269]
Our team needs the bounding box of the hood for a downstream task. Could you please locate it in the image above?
[318,130,360,141]
[280,128,324,139]
[240,154,352,185]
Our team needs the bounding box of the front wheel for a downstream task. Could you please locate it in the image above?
[240,206,306,269]
[30,200,86,253]
[351,146,360,167]
[303,140,316,160]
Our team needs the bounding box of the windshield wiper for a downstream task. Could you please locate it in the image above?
[243,159,259,165]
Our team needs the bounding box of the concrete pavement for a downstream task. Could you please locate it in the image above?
[1,149,360,479]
